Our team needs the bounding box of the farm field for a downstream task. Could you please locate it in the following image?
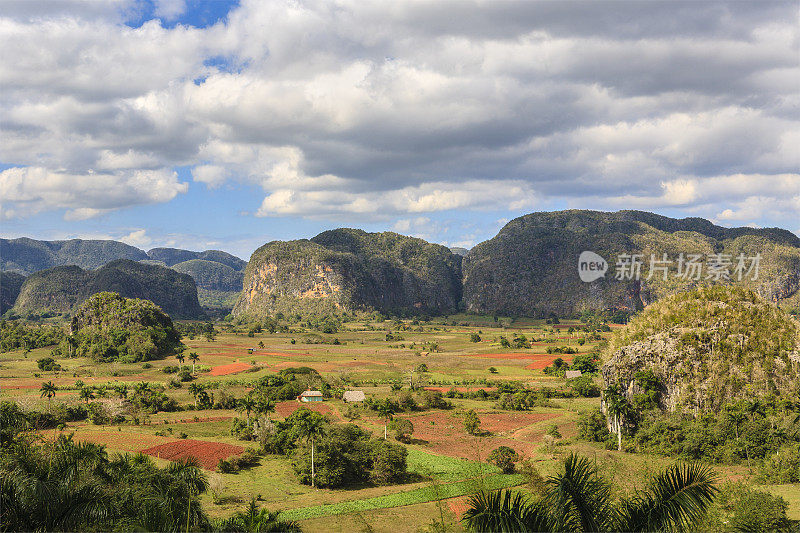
[2,314,798,531]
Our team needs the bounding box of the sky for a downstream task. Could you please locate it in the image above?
[1,0,798,260]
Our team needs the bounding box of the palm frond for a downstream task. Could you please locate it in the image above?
[545,453,611,532]
[462,489,551,532]
[612,462,718,532]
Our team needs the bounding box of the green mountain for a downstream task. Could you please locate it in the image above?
[462,210,800,317]
[13,260,204,319]
[602,285,800,412]
[233,229,462,317]
[64,291,183,362]
[172,259,244,310]
[0,272,26,314]
[146,247,246,270]
[0,238,148,275]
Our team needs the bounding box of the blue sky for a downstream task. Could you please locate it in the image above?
[1,0,798,259]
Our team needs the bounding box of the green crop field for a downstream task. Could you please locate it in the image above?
[3,313,798,531]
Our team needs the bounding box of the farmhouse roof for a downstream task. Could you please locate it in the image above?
[342,390,366,402]
[565,370,583,379]
[299,390,323,397]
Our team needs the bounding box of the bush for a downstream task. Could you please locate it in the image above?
[388,418,414,442]
[162,365,179,374]
[729,487,791,533]
[464,409,481,435]
[578,408,611,442]
[36,357,62,372]
[87,402,111,425]
[470,333,481,343]
[568,375,600,397]
[422,391,451,410]
[487,446,519,474]
[759,444,800,483]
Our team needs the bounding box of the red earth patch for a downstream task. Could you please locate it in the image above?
[140,439,245,470]
[208,362,254,376]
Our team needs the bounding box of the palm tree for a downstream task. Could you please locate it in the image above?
[188,352,199,373]
[40,381,57,412]
[374,402,396,440]
[255,397,275,419]
[237,395,256,424]
[462,453,718,533]
[176,352,185,369]
[294,409,326,488]
[218,497,301,532]
[79,386,95,404]
[188,383,204,410]
[603,386,628,451]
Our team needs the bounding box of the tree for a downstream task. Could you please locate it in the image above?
[603,386,629,451]
[237,395,256,424]
[462,453,718,533]
[470,333,482,343]
[113,384,128,400]
[176,352,185,369]
[188,352,199,373]
[293,409,326,488]
[79,386,95,404]
[188,383,205,410]
[488,446,519,474]
[464,409,481,436]
[39,381,57,412]
[218,498,301,532]
[374,402,396,440]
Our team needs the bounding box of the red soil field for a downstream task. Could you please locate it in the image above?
[447,496,471,519]
[524,355,575,370]
[395,410,559,459]
[208,362,254,376]
[141,439,245,470]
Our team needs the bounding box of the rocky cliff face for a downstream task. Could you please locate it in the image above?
[13,260,204,319]
[233,229,462,317]
[602,286,800,413]
[463,210,800,317]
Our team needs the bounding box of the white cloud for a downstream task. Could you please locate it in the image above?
[0,0,798,232]
[0,166,188,220]
[153,0,186,21]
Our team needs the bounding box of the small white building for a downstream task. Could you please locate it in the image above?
[297,390,324,402]
[565,370,583,379]
[342,390,366,403]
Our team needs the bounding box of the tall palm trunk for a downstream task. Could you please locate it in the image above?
[616,413,622,451]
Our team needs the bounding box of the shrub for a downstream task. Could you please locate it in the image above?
[759,444,800,483]
[578,408,611,442]
[162,365,179,374]
[389,418,414,442]
[464,409,481,435]
[87,402,111,425]
[487,446,519,474]
[470,333,481,343]
[568,375,600,397]
[422,391,451,410]
[36,357,62,372]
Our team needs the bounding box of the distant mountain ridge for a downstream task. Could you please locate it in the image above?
[12,259,204,319]
[4,210,799,319]
[0,238,246,311]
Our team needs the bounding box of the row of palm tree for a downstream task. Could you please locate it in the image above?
[176,351,200,373]
[462,453,718,532]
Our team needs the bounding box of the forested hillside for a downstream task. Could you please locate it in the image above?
[463,210,800,317]
[12,260,204,318]
[234,229,462,317]
[0,238,148,274]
